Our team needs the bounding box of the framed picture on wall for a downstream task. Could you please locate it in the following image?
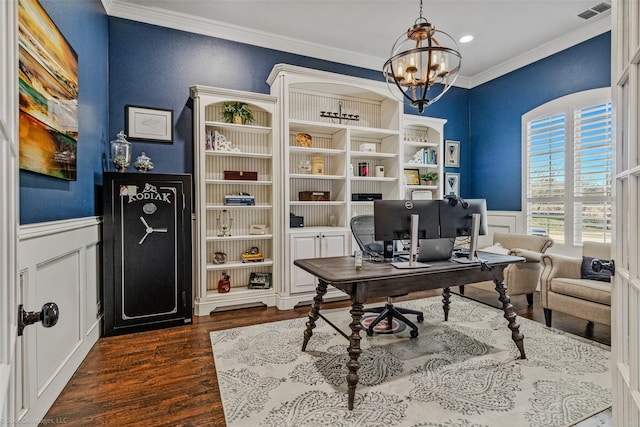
[445,140,460,167]
[125,105,174,142]
[445,172,460,197]
[18,0,79,181]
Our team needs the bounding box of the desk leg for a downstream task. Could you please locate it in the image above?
[442,287,451,321]
[493,273,527,360]
[302,280,328,351]
[346,282,366,410]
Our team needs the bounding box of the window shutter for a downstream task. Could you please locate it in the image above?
[526,114,566,243]
[574,103,612,198]
[573,102,612,243]
[527,114,566,198]
[523,89,611,246]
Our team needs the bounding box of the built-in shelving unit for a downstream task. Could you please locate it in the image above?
[190,85,279,315]
[401,114,447,201]
[268,64,405,309]
[189,66,446,314]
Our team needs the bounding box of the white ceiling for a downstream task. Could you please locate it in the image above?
[103,0,612,88]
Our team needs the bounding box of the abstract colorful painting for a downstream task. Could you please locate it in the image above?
[18,0,78,180]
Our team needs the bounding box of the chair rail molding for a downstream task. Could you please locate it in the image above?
[481,210,523,247]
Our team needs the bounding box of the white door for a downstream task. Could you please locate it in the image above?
[0,0,20,423]
[611,0,640,424]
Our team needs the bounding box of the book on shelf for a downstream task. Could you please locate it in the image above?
[423,149,438,165]
[224,195,255,206]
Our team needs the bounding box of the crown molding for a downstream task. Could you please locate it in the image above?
[102,0,610,91]
[468,17,611,88]
[101,0,383,71]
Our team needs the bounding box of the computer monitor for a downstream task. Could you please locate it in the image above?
[374,200,440,241]
[373,200,440,266]
[439,198,488,238]
[439,198,488,263]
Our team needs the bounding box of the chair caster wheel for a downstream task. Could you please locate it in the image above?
[366,328,374,336]
[417,315,424,323]
[410,330,419,338]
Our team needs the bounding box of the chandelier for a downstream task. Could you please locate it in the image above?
[383,0,462,112]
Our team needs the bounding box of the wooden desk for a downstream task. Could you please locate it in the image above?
[294,251,526,410]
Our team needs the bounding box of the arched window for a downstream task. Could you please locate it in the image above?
[522,88,612,246]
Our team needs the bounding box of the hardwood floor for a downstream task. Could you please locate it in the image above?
[44,289,611,426]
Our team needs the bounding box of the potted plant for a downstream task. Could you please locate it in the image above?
[420,172,439,185]
[223,102,254,125]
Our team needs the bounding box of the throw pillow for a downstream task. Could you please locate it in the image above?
[581,256,611,282]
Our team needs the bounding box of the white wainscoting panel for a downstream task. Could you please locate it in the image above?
[17,217,101,424]
[479,210,523,247]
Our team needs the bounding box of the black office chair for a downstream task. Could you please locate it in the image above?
[350,215,423,338]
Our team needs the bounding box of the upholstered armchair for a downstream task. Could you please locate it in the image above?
[540,241,612,327]
[460,232,554,306]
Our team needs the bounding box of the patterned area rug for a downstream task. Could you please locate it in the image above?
[210,295,611,427]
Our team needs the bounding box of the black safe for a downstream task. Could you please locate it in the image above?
[102,173,192,336]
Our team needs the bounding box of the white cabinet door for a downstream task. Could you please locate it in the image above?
[290,231,348,293]
[290,233,320,293]
[319,232,348,258]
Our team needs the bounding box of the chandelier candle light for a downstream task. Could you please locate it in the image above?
[383,0,462,112]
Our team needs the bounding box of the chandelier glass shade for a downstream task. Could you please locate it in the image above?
[383,2,462,112]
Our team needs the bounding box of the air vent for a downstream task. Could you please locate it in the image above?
[578,2,611,19]
[591,2,611,13]
[578,9,598,19]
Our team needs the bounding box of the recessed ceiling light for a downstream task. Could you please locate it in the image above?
[459,35,474,44]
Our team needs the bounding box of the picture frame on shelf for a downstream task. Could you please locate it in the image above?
[445,140,460,167]
[445,172,460,197]
[248,272,272,289]
[403,168,420,185]
[125,105,174,142]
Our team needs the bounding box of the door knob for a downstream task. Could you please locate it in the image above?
[591,258,615,276]
[18,302,59,336]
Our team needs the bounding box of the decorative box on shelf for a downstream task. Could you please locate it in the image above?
[352,193,383,201]
[359,143,377,152]
[290,214,304,227]
[299,191,330,201]
[224,170,257,181]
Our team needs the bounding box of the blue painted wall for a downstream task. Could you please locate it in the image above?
[19,0,109,224]
[409,86,471,197]
[18,5,609,224]
[469,33,611,210]
[107,18,469,187]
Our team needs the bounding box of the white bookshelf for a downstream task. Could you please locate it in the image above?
[190,85,279,315]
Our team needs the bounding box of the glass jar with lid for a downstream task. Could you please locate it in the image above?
[134,152,154,173]
[110,130,131,172]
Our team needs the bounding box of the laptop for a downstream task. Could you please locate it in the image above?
[416,237,455,262]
